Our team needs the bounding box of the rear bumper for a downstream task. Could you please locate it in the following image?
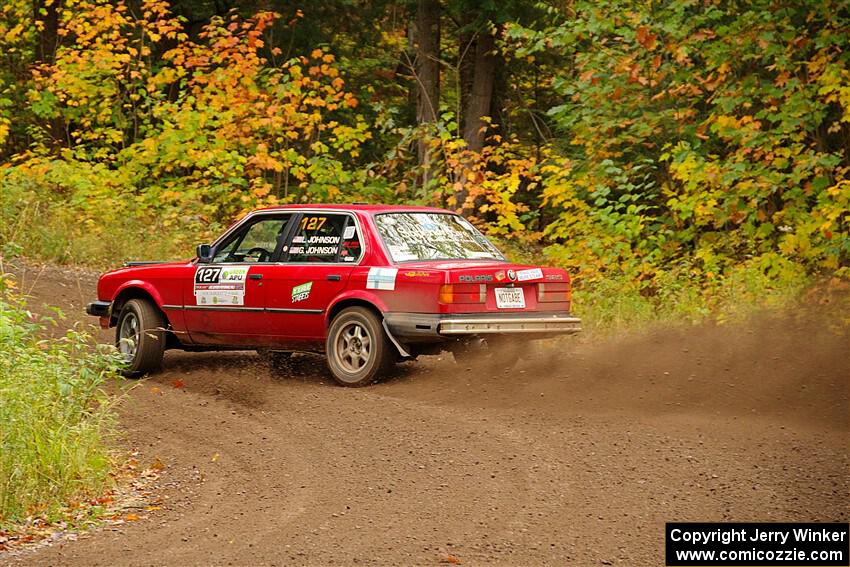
[384,311,581,342]
[86,300,111,318]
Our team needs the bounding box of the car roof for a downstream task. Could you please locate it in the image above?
[253,203,455,215]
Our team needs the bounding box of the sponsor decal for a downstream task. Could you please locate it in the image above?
[495,271,506,282]
[545,273,564,281]
[516,268,543,281]
[289,245,338,256]
[291,281,313,303]
[305,246,338,255]
[366,267,398,290]
[459,274,493,283]
[194,266,250,306]
[388,244,417,262]
[403,271,430,278]
[507,269,517,281]
[307,235,340,245]
[343,225,356,240]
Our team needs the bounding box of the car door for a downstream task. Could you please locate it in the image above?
[184,213,293,346]
[263,211,363,341]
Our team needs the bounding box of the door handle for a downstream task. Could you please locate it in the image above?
[249,273,263,280]
[326,274,341,281]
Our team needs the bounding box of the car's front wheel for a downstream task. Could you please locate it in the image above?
[116,299,166,378]
[326,307,394,387]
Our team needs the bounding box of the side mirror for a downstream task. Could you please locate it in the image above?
[196,244,213,263]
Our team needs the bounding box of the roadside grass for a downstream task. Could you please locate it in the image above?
[1,185,841,338]
[0,274,123,526]
[570,263,812,338]
[0,185,204,270]
[496,236,836,337]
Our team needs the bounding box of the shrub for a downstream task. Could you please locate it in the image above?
[0,275,122,524]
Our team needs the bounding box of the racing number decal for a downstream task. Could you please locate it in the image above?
[195,266,222,284]
[300,216,327,231]
[194,266,250,306]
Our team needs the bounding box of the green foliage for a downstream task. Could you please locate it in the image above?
[0,0,847,320]
[505,0,849,286]
[4,2,386,245]
[0,275,122,524]
[0,0,35,151]
[573,256,811,336]
[0,160,203,266]
[1,0,846,541]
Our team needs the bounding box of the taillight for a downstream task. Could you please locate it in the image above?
[538,283,571,303]
[438,284,486,304]
[439,284,454,304]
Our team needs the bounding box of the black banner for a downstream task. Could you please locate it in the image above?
[666,523,849,566]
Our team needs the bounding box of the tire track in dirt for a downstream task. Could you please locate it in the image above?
[21,358,587,566]
[33,370,321,566]
[3,261,848,566]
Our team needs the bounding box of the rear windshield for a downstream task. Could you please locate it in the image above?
[374,212,505,262]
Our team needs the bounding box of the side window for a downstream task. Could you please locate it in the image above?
[339,219,361,263]
[286,214,361,263]
[212,216,291,263]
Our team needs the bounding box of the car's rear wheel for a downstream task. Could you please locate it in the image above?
[326,307,394,387]
[116,299,166,378]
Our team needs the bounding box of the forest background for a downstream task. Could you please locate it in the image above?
[1,0,849,528]
[1,0,849,329]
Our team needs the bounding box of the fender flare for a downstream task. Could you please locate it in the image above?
[325,291,411,358]
[112,280,166,309]
[324,289,389,327]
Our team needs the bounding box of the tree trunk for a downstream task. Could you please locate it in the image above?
[488,40,506,141]
[415,0,440,188]
[415,0,440,125]
[455,25,498,212]
[35,0,67,149]
[35,0,60,64]
[461,29,496,152]
[457,22,476,137]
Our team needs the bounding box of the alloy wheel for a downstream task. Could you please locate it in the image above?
[118,312,140,362]
[335,322,372,373]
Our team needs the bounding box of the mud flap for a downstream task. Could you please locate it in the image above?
[382,319,412,359]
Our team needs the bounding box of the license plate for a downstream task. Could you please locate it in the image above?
[495,287,525,309]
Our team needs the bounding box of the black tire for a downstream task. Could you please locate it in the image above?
[116,299,166,378]
[326,307,395,387]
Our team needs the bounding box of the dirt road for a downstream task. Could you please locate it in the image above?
[4,262,848,566]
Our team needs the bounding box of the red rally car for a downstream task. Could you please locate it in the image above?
[86,204,581,386]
